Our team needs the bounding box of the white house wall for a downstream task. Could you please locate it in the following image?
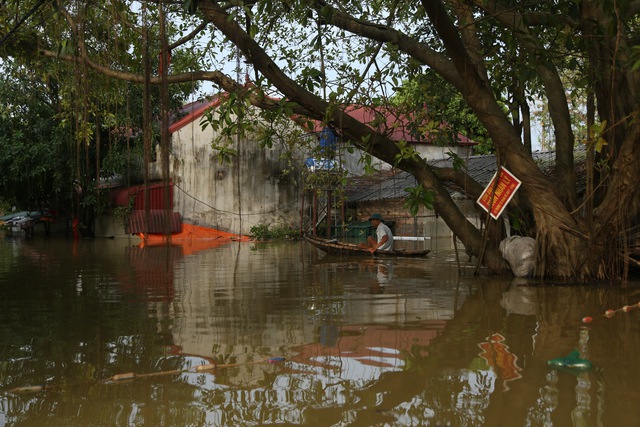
[164,113,302,236]
[337,143,474,176]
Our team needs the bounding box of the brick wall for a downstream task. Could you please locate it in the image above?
[355,198,482,252]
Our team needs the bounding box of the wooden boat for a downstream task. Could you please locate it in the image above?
[305,236,430,258]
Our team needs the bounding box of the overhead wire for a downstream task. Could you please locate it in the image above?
[172,181,298,217]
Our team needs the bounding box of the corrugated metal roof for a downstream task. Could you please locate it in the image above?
[346,148,586,203]
[172,94,478,148]
[346,155,495,202]
[345,170,417,202]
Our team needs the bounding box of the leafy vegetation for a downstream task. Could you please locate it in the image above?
[0,2,200,226]
[0,60,70,210]
[250,223,297,241]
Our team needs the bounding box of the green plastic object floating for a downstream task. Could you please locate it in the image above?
[548,349,592,371]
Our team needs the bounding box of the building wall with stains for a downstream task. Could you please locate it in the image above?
[337,144,475,176]
[155,110,305,236]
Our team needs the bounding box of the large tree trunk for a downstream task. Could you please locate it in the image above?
[422,0,590,277]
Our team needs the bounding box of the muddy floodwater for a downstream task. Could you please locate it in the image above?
[0,235,639,426]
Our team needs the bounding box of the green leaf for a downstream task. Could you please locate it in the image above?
[447,151,465,171]
[211,143,238,165]
[183,0,198,15]
[393,139,420,165]
[403,185,435,216]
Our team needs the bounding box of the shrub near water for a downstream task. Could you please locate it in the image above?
[250,223,296,241]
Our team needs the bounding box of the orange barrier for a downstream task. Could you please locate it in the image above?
[137,223,250,255]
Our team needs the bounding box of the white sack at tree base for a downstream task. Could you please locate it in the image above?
[499,236,536,277]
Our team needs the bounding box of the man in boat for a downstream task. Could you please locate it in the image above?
[358,213,394,253]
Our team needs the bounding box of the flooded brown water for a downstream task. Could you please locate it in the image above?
[0,234,639,426]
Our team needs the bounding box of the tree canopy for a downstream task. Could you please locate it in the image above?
[0,0,199,222]
[1,0,639,280]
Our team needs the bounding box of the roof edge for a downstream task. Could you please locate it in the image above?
[169,96,224,134]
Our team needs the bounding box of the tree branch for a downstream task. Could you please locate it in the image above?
[169,18,210,51]
[310,0,466,94]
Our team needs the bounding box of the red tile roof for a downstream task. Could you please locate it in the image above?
[169,95,477,146]
[337,105,476,146]
[168,95,224,134]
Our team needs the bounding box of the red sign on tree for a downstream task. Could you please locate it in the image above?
[477,167,522,219]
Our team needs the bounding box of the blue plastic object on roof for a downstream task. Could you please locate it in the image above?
[318,127,337,149]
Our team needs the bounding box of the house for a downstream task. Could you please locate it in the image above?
[153,95,308,236]
[95,93,309,238]
[96,93,480,239]
[346,149,587,252]
[306,105,477,176]
[302,105,479,242]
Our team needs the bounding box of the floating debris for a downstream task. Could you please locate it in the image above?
[548,349,592,371]
[111,372,136,381]
[194,363,217,372]
[8,385,45,394]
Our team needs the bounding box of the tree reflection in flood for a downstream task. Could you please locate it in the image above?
[0,236,639,426]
